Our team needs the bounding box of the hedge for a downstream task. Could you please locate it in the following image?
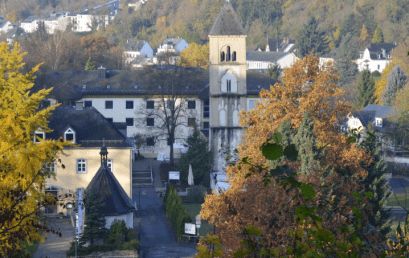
[164,184,193,237]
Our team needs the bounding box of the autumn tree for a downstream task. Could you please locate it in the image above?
[199,56,377,256]
[295,16,329,58]
[0,42,70,256]
[372,25,384,43]
[355,70,376,109]
[178,43,209,69]
[382,65,407,106]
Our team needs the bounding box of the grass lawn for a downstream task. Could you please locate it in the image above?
[183,202,214,236]
[11,240,39,258]
[388,194,409,209]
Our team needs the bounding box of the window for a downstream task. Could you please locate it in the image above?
[226,46,230,61]
[126,100,134,109]
[375,118,383,127]
[203,100,209,118]
[232,51,236,61]
[126,118,134,127]
[64,128,75,143]
[106,118,113,123]
[167,138,175,146]
[188,100,196,109]
[46,159,56,173]
[76,159,87,174]
[377,65,380,70]
[188,118,196,127]
[203,122,209,130]
[147,117,154,127]
[146,137,154,147]
[84,101,92,108]
[221,51,225,62]
[108,159,113,172]
[227,80,231,92]
[167,100,175,109]
[105,100,113,109]
[34,131,45,143]
[147,100,154,109]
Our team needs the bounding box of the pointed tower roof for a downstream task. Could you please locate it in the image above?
[86,147,135,216]
[209,0,246,36]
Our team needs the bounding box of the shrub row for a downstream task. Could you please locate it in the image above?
[164,184,193,237]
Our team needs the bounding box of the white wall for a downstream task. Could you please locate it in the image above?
[277,53,296,69]
[105,212,134,229]
[357,49,390,73]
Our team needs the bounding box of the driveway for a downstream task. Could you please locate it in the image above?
[33,216,74,258]
[134,187,198,258]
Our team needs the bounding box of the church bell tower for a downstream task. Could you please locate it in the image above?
[209,0,247,171]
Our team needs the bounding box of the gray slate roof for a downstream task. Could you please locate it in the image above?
[160,37,183,47]
[246,51,288,62]
[33,67,279,99]
[360,43,397,60]
[209,1,245,36]
[46,106,132,148]
[267,38,295,52]
[124,40,146,51]
[353,104,397,133]
[86,161,135,216]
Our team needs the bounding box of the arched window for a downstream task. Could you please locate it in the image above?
[221,51,225,62]
[226,80,231,92]
[232,51,236,61]
[226,46,231,61]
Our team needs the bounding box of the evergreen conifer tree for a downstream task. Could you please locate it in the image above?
[355,70,376,109]
[340,13,359,38]
[335,33,359,87]
[358,128,391,238]
[372,26,384,43]
[382,66,407,105]
[85,57,96,70]
[81,187,106,245]
[178,127,213,187]
[295,16,329,58]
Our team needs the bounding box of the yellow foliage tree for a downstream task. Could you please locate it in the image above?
[374,42,409,103]
[199,56,374,256]
[359,24,369,41]
[0,42,71,256]
[178,43,209,69]
[5,10,17,24]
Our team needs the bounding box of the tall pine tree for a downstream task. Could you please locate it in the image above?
[335,33,359,87]
[85,57,96,70]
[355,70,376,109]
[372,26,384,43]
[382,65,407,106]
[295,16,329,58]
[81,187,106,245]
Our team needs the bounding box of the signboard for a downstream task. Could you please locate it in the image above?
[77,190,85,235]
[169,171,180,180]
[185,223,196,235]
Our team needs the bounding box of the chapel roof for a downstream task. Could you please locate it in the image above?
[209,1,245,36]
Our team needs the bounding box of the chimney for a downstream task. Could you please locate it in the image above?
[265,44,270,52]
[75,101,84,110]
[97,66,106,79]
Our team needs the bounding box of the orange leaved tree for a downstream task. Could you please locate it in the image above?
[198,56,381,256]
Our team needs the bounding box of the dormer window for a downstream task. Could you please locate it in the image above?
[375,118,383,127]
[64,128,76,143]
[34,131,45,143]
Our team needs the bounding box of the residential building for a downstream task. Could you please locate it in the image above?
[347,104,408,168]
[246,50,296,71]
[265,37,296,53]
[0,20,12,34]
[124,40,154,64]
[156,36,189,54]
[357,43,398,73]
[6,26,24,44]
[42,104,133,215]
[20,16,41,33]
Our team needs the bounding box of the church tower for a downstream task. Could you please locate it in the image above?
[209,0,247,171]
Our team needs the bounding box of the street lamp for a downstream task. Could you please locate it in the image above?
[195,215,201,237]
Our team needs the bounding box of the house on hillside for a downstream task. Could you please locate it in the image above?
[0,20,12,34]
[357,43,398,73]
[156,36,189,54]
[6,26,25,44]
[347,104,409,170]
[246,50,296,71]
[20,16,42,33]
[124,40,153,65]
[265,37,296,53]
[41,104,132,215]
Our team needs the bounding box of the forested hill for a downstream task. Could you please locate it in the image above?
[3,0,409,48]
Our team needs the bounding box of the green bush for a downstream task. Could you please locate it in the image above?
[107,220,128,245]
[163,184,193,237]
[187,185,207,203]
[121,239,140,251]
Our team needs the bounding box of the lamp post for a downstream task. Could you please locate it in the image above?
[195,215,201,237]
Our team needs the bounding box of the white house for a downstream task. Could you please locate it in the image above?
[156,36,189,54]
[246,51,296,70]
[124,40,154,64]
[20,16,42,33]
[357,43,398,73]
[0,20,12,34]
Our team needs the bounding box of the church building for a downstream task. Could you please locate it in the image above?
[209,0,247,171]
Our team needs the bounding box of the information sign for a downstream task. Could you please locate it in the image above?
[169,171,180,180]
[185,223,196,235]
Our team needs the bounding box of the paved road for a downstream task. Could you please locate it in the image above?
[389,178,409,194]
[134,187,198,258]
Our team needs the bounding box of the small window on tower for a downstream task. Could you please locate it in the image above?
[227,80,231,92]
[226,46,231,61]
[221,51,225,62]
[232,51,236,61]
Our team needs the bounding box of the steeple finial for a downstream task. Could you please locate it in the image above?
[100,138,108,166]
